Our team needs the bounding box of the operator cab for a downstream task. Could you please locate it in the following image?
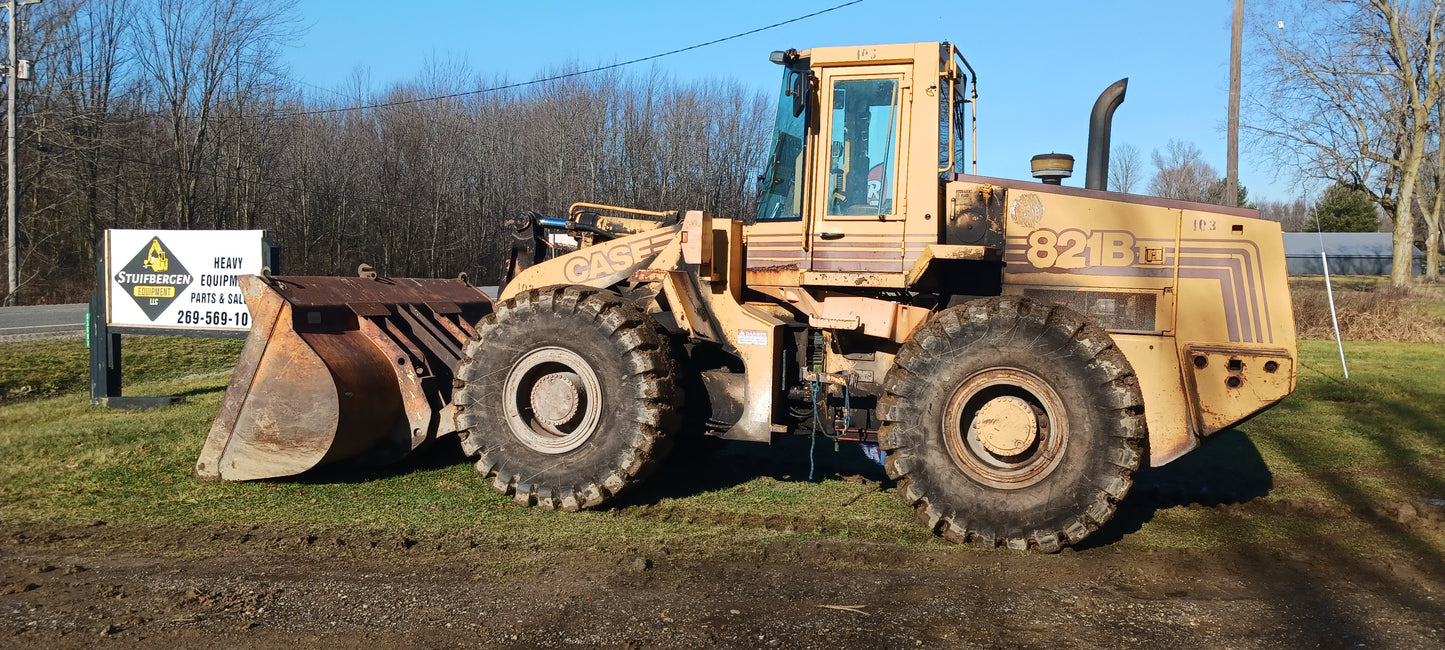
[747,42,979,286]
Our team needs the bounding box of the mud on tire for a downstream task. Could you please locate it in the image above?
[452,286,682,510]
[878,297,1146,552]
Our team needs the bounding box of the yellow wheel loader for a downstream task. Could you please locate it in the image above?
[198,42,1296,551]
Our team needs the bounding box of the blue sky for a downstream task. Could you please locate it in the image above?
[285,0,1298,203]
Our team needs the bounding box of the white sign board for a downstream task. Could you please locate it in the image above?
[106,229,266,331]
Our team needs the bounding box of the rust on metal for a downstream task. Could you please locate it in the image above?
[744,266,803,287]
[630,268,670,283]
[197,274,492,481]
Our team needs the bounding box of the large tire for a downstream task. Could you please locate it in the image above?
[878,297,1146,552]
[452,286,681,510]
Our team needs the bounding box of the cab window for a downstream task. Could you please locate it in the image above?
[756,67,810,223]
[826,78,899,217]
[940,78,968,175]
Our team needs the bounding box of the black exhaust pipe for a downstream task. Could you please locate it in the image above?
[1085,78,1128,191]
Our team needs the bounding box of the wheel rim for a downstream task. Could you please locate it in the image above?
[502,346,603,454]
[942,367,1067,490]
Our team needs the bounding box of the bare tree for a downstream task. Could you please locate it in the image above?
[1149,140,1219,202]
[1416,141,1443,280]
[1257,197,1312,231]
[0,1,775,302]
[1249,0,1445,286]
[1108,142,1143,193]
[50,0,133,249]
[132,0,298,228]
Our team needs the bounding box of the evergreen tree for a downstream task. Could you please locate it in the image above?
[1305,183,1380,232]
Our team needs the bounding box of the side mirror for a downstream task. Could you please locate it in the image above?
[788,71,809,118]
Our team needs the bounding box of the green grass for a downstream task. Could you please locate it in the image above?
[1120,340,1445,554]
[1413,282,1445,320]
[0,337,920,549]
[0,335,244,399]
[0,336,1441,557]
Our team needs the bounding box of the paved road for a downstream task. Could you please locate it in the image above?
[0,303,88,341]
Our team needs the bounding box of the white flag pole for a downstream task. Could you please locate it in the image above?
[1317,230,1349,380]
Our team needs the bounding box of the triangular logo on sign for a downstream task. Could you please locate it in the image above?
[114,237,192,321]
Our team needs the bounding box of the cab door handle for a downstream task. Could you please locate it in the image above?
[819,232,844,240]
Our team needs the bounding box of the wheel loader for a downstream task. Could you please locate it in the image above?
[197,42,1297,551]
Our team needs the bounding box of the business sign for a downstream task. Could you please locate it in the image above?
[106,229,267,331]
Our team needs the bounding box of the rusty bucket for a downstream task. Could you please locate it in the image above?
[196,273,492,481]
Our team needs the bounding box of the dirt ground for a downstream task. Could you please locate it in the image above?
[3,514,1442,649]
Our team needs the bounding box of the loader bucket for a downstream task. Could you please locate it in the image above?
[196,273,492,481]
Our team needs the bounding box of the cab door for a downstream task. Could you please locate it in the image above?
[809,64,911,274]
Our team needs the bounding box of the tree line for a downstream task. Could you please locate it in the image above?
[6,1,1442,304]
[1108,138,1342,234]
[0,0,771,304]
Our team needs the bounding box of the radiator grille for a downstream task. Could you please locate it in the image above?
[1022,289,1159,333]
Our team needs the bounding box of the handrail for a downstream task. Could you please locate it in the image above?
[937,43,979,175]
[955,46,979,175]
[568,202,676,220]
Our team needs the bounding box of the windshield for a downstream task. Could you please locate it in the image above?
[756,65,809,222]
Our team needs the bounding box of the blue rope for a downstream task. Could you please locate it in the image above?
[808,379,820,481]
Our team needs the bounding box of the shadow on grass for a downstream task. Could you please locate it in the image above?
[282,430,894,503]
[86,381,229,407]
[174,384,228,400]
[1080,428,1274,550]
[611,433,893,509]
[1250,358,1445,643]
[284,436,475,485]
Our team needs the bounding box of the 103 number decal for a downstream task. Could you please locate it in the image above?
[1026,228,1138,269]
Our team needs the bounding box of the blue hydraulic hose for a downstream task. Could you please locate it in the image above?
[809,379,820,481]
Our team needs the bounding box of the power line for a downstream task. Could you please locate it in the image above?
[276,71,546,154]
[269,0,866,119]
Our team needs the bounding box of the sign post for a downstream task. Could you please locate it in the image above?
[89,229,278,408]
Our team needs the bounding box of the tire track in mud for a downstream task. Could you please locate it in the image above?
[2,518,1443,648]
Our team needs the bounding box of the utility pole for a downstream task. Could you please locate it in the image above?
[4,0,40,306]
[1225,0,1243,207]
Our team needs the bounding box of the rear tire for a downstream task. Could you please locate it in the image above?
[878,297,1146,551]
[453,286,681,510]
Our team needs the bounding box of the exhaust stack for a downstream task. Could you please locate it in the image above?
[1085,78,1128,191]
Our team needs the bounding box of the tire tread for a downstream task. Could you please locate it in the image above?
[879,297,1147,552]
[453,286,680,511]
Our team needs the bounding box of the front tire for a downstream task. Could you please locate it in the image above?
[878,297,1146,551]
[453,286,681,510]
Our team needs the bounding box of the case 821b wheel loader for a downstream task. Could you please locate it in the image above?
[198,42,1296,551]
